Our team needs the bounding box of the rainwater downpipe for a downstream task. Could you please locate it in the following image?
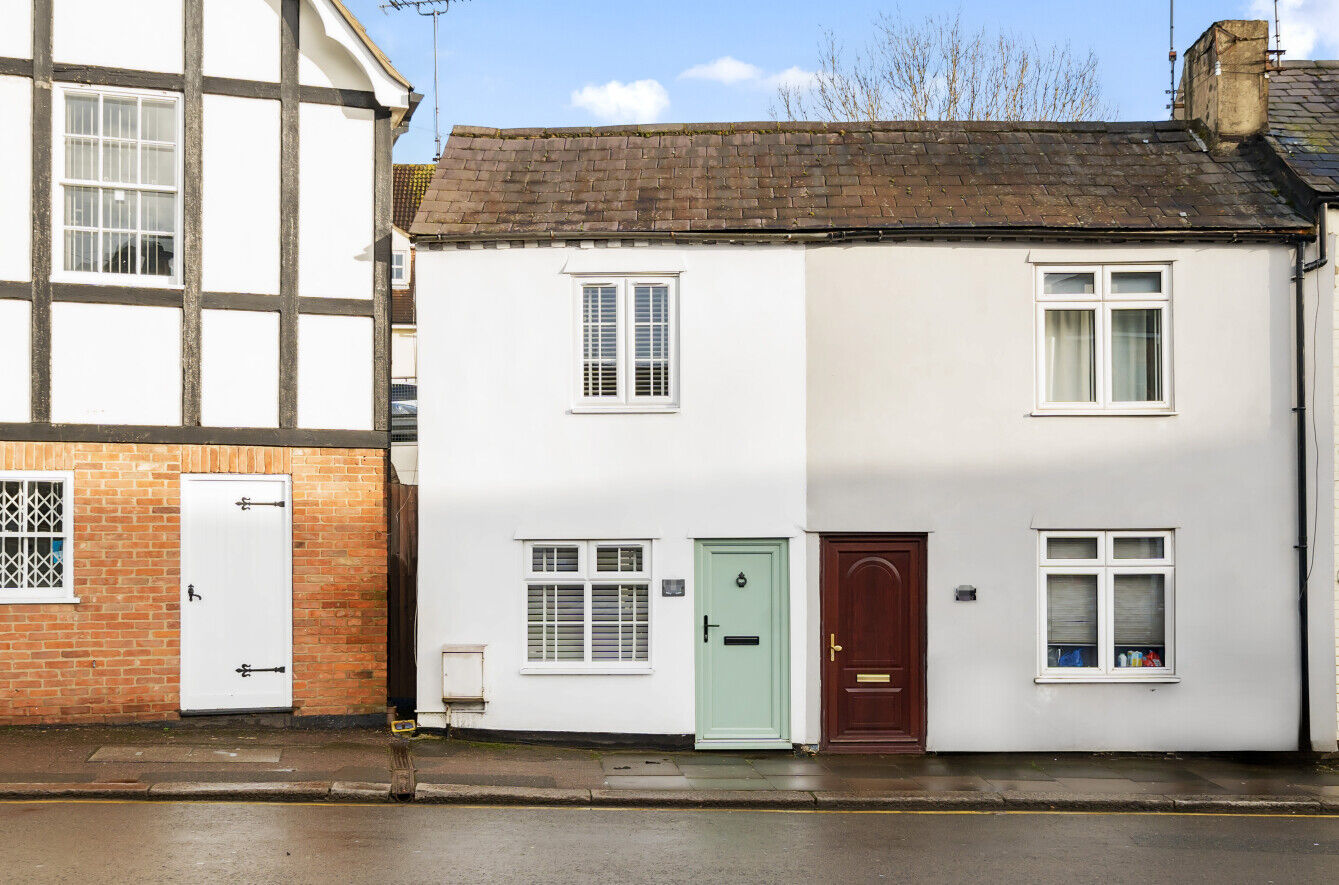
[1295,204,1330,752]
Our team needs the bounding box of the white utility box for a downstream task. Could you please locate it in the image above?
[441,644,485,702]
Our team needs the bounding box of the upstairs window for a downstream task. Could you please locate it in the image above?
[55,86,181,283]
[525,541,650,668]
[391,251,409,288]
[575,277,677,410]
[1036,267,1171,412]
[1,473,75,604]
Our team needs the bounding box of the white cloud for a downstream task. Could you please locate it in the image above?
[678,56,818,92]
[679,56,764,84]
[764,66,820,92]
[569,79,670,123]
[1248,0,1339,58]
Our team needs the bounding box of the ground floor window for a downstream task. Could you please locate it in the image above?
[0,472,75,602]
[1039,530,1172,678]
[524,540,650,667]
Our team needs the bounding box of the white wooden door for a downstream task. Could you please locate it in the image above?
[180,475,293,712]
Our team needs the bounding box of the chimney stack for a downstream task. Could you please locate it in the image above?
[1174,20,1270,142]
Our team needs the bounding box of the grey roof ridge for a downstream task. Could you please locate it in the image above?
[448,119,1190,139]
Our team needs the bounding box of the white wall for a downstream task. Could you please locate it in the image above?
[391,326,415,379]
[51,304,181,425]
[0,299,30,421]
[298,0,374,92]
[202,95,280,295]
[201,309,279,428]
[0,75,30,283]
[297,314,372,429]
[53,0,183,74]
[415,244,809,737]
[298,103,373,300]
[202,0,280,82]
[807,242,1334,752]
[0,0,31,59]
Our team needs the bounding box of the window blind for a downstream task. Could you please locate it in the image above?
[1046,574,1098,645]
[526,583,585,661]
[582,285,618,397]
[633,284,670,398]
[591,583,649,662]
[1113,574,1165,646]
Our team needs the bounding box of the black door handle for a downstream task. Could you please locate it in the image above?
[703,615,720,642]
[187,584,202,601]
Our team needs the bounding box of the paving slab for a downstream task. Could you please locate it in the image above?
[88,746,282,764]
[590,789,815,808]
[598,755,681,775]
[603,775,693,790]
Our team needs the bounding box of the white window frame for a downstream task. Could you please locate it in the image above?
[0,471,77,604]
[51,83,185,288]
[391,250,409,288]
[520,539,653,674]
[1034,265,1173,415]
[570,275,679,413]
[1036,530,1176,683]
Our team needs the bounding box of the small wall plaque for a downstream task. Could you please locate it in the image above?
[954,585,977,602]
[661,579,685,597]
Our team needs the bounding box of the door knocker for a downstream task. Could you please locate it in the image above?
[735,572,747,588]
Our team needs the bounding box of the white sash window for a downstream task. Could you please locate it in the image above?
[573,277,678,411]
[54,86,182,285]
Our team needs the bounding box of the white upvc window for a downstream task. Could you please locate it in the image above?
[523,540,651,672]
[1035,266,1172,413]
[391,251,409,288]
[0,472,77,604]
[572,276,678,411]
[1038,530,1174,681]
[53,85,183,286]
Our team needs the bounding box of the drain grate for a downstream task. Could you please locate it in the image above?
[389,742,415,800]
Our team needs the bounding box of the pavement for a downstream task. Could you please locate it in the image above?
[1,723,1338,813]
[4,803,1339,884]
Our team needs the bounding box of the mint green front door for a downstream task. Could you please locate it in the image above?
[694,539,790,749]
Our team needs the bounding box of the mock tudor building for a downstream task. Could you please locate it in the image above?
[410,41,1338,750]
[0,0,413,723]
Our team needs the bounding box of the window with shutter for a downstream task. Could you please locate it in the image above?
[0,472,76,604]
[573,278,677,410]
[525,541,651,669]
[1039,531,1173,678]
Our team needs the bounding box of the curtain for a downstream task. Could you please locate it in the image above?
[1044,309,1095,402]
[1111,308,1162,402]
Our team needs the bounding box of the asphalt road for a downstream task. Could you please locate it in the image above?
[1,802,1337,883]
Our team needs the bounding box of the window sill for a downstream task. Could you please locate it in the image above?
[1035,675,1179,684]
[520,666,653,676]
[1030,409,1177,418]
[50,272,182,290]
[569,405,680,415]
[0,596,80,605]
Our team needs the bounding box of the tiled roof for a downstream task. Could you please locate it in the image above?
[393,164,436,232]
[410,121,1310,238]
[1267,61,1339,197]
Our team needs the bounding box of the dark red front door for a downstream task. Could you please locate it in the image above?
[821,536,926,751]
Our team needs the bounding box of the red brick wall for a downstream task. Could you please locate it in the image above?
[0,443,387,725]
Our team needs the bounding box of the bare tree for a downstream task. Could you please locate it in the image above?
[775,11,1111,122]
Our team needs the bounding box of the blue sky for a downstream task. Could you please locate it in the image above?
[340,0,1339,163]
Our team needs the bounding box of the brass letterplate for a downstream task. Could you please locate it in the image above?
[855,673,891,683]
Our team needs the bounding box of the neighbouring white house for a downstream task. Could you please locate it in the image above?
[389,162,433,485]
[0,0,414,724]
[409,23,1338,753]
[1261,49,1339,747]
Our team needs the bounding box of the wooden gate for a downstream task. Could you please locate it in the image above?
[388,481,418,712]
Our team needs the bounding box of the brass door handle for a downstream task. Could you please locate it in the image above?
[829,633,843,661]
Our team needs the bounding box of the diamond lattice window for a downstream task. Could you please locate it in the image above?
[0,475,72,599]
